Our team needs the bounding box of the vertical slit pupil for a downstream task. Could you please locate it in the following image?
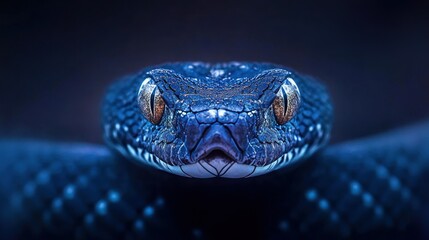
[281,86,288,116]
[150,88,157,116]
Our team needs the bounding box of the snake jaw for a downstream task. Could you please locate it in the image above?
[115,140,309,178]
[201,155,234,174]
[171,147,305,178]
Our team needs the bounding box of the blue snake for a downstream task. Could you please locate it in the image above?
[1,62,428,239]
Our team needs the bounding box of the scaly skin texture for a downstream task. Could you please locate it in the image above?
[0,62,428,239]
[1,122,429,239]
[102,62,332,177]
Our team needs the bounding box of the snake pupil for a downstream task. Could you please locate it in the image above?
[150,87,157,116]
[281,86,288,116]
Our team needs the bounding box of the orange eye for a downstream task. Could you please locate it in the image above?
[138,77,165,125]
[272,77,301,125]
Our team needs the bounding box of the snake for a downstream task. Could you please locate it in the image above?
[0,62,428,239]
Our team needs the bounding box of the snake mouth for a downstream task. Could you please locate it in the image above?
[118,143,307,178]
[177,146,309,178]
[201,150,234,164]
[199,150,235,175]
[179,148,257,178]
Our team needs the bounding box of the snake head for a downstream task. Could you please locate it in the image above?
[103,62,333,178]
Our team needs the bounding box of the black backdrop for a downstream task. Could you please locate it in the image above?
[1,0,428,144]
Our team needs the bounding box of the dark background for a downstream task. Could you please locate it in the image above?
[1,0,428,144]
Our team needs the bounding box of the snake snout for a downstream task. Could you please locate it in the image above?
[191,124,243,163]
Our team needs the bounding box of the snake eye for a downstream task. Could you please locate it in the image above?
[138,77,165,125]
[272,77,301,125]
